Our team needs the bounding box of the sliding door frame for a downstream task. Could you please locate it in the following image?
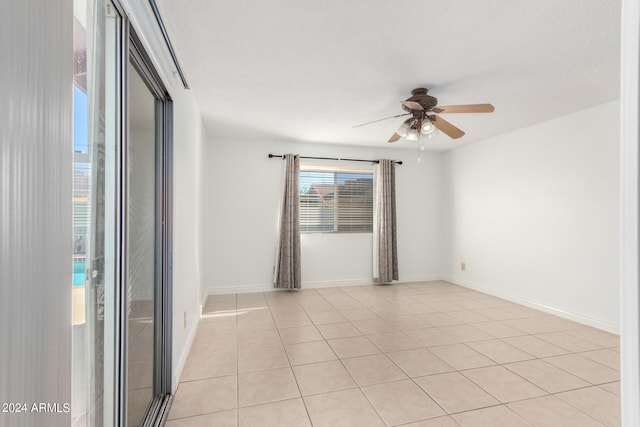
[127,25,174,427]
[110,1,128,424]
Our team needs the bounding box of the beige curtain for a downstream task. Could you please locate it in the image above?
[274,154,301,289]
[373,159,398,283]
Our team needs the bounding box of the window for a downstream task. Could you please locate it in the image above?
[300,167,374,233]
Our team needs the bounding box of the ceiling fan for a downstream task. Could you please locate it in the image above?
[354,88,494,142]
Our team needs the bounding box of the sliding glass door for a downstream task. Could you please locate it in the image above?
[125,29,173,427]
[71,2,173,425]
[126,60,158,426]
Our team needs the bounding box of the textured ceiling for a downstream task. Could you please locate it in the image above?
[156,0,620,151]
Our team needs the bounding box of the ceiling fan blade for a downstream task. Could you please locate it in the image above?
[388,132,401,143]
[431,115,465,139]
[353,112,410,128]
[402,100,424,111]
[434,104,495,113]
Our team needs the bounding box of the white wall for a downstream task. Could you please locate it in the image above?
[0,2,72,426]
[443,101,620,332]
[201,138,443,296]
[170,88,205,389]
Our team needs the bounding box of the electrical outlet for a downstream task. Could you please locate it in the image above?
[461,262,466,271]
[183,310,187,329]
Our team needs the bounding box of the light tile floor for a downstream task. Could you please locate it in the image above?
[166,281,621,427]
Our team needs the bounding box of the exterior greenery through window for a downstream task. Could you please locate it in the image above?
[300,169,373,233]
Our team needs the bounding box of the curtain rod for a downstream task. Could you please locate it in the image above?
[268,154,403,165]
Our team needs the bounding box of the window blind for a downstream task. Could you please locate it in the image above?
[300,169,373,233]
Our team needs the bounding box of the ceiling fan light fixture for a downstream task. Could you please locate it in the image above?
[396,121,410,137]
[420,119,436,135]
[406,128,419,141]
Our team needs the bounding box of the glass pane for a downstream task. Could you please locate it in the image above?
[300,170,373,233]
[300,171,335,233]
[72,2,90,420]
[336,173,373,233]
[72,1,118,426]
[126,62,157,426]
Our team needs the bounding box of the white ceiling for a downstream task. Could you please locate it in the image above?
[156,0,620,151]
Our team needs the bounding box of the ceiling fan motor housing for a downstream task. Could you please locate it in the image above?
[402,88,438,112]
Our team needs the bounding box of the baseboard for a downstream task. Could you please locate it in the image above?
[172,313,200,393]
[206,283,275,295]
[397,274,444,284]
[204,274,444,296]
[201,291,209,315]
[444,274,620,334]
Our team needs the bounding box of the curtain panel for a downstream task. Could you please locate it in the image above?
[274,154,301,289]
[373,159,399,283]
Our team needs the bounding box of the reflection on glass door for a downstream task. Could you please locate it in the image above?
[126,62,158,426]
[125,31,173,426]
